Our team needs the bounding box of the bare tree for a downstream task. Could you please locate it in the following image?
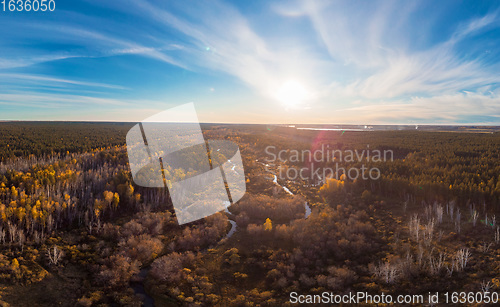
[8,222,17,243]
[455,248,471,271]
[372,262,399,284]
[0,228,5,244]
[47,245,64,265]
[423,220,435,246]
[472,210,479,227]
[17,230,25,252]
[428,252,445,275]
[479,242,492,253]
[455,209,461,233]
[409,214,420,241]
[481,280,492,293]
[446,260,456,277]
[436,204,444,224]
[448,200,456,220]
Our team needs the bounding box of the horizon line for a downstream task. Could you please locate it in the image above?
[0,120,499,127]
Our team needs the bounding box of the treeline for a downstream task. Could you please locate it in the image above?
[0,122,132,161]
[265,129,500,206]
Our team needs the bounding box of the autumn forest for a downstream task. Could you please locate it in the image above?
[0,122,499,306]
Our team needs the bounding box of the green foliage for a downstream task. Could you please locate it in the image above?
[0,122,132,162]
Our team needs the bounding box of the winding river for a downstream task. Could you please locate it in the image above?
[131,204,238,306]
[272,174,311,219]
[131,161,310,305]
[130,268,155,307]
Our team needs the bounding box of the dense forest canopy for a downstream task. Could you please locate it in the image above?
[0,122,498,306]
[0,122,133,161]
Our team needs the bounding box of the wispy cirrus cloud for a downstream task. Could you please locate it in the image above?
[303,1,500,95]
[124,0,500,123]
[452,11,499,41]
[1,0,499,123]
[334,91,500,124]
[291,0,500,123]
[0,74,128,90]
[126,0,323,98]
[0,54,83,70]
[0,92,130,108]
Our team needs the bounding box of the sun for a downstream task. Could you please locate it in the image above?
[274,80,309,108]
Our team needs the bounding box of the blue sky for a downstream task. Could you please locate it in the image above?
[1,0,500,124]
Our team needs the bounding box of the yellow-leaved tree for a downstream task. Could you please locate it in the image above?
[263,218,272,231]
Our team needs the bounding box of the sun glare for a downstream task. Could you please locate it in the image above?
[275,80,309,108]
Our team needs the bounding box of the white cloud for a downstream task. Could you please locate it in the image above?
[2,0,499,124]
[0,54,81,69]
[452,12,499,41]
[295,1,500,123]
[332,92,500,124]
[0,74,128,90]
[127,0,323,99]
